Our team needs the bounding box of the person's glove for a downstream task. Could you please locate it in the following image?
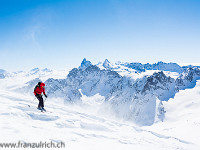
[45,94,48,98]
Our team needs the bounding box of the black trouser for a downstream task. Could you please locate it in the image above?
[35,94,44,108]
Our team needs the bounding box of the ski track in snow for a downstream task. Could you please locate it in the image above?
[0,87,198,150]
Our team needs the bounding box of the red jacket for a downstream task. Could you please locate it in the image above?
[34,85,46,96]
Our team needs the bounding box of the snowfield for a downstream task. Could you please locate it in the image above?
[1,87,199,150]
[0,61,200,150]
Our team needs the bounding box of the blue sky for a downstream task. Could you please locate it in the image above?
[0,0,200,71]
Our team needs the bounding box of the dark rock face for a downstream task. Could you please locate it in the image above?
[142,71,173,93]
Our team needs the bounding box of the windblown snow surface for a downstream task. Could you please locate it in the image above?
[0,62,200,150]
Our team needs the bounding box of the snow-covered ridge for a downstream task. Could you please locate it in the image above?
[0,68,68,82]
[1,59,198,79]
[96,59,200,80]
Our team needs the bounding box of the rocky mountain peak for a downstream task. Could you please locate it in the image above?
[79,58,92,70]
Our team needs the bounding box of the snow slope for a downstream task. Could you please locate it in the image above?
[144,80,200,149]
[0,81,199,150]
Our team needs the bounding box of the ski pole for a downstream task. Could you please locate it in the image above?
[28,97,36,107]
[44,97,47,103]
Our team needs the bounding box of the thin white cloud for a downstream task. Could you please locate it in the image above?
[29,25,41,45]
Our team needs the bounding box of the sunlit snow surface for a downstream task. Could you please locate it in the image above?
[0,69,200,150]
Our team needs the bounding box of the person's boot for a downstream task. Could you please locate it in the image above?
[41,107,46,112]
[37,106,42,110]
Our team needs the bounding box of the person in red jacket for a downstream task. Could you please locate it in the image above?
[34,82,47,111]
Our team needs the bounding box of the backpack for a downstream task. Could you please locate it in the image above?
[34,82,41,91]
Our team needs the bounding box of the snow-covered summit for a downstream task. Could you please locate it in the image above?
[0,69,7,79]
[0,69,6,73]
[102,59,113,69]
[29,68,40,74]
[27,68,53,76]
